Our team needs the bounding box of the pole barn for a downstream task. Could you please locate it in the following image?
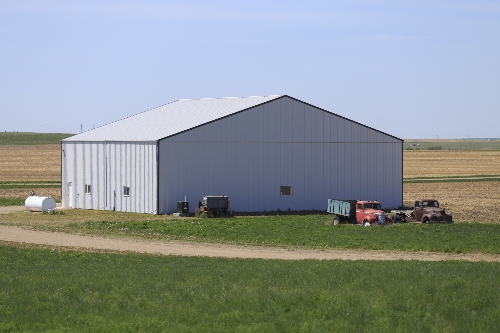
[61,95,403,214]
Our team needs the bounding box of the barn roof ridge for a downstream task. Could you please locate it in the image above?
[62,95,283,142]
[62,95,401,143]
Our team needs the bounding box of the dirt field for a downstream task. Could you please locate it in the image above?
[403,182,499,223]
[0,144,60,181]
[402,150,500,223]
[0,188,61,200]
[404,150,500,178]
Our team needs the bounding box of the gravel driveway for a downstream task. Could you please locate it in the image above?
[0,206,26,214]
[1,224,499,262]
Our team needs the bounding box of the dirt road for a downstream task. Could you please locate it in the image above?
[1,225,499,262]
[0,206,26,214]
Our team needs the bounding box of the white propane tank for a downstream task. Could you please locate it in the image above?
[25,196,57,212]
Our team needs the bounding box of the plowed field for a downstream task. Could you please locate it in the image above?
[403,182,498,223]
[403,150,500,223]
[0,145,60,181]
[404,150,500,178]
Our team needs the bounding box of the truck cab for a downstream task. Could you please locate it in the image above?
[355,201,393,226]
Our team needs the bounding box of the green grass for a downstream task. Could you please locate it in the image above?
[404,175,500,183]
[404,140,500,150]
[50,214,500,254]
[0,132,73,145]
[0,198,24,206]
[0,181,61,189]
[0,244,499,332]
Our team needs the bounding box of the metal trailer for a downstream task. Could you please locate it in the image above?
[326,199,358,225]
[196,196,231,217]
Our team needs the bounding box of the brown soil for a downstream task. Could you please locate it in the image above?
[0,145,61,181]
[403,150,500,178]
[404,181,500,223]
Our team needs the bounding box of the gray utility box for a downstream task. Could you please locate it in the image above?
[176,201,189,213]
[173,201,189,217]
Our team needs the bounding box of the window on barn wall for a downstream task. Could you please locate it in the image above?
[280,186,292,196]
[123,186,130,196]
[84,184,91,195]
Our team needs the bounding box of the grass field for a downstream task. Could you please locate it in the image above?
[0,132,73,145]
[0,198,25,206]
[1,244,499,332]
[404,139,500,151]
[2,209,499,254]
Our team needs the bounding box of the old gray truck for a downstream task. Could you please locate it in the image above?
[392,199,453,223]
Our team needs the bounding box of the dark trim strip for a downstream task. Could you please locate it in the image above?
[60,140,63,205]
[157,95,403,144]
[283,95,403,142]
[156,140,160,215]
[401,141,404,206]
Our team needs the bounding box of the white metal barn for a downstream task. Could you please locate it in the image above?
[61,95,403,214]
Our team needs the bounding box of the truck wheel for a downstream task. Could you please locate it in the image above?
[363,220,371,227]
[333,217,340,225]
[422,217,429,224]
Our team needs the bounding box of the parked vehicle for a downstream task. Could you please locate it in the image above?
[413,199,453,223]
[390,205,414,222]
[391,199,453,223]
[196,196,231,217]
[327,199,393,226]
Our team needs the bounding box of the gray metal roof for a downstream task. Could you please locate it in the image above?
[63,95,283,142]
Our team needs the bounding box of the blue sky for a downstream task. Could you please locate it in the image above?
[1,0,499,138]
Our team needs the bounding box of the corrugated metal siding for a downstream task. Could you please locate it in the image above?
[61,141,158,213]
[157,97,402,214]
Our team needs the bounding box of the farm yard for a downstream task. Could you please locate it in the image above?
[1,137,499,222]
[1,134,500,331]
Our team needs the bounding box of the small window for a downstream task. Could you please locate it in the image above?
[280,186,292,196]
[123,186,130,196]
[84,184,91,195]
